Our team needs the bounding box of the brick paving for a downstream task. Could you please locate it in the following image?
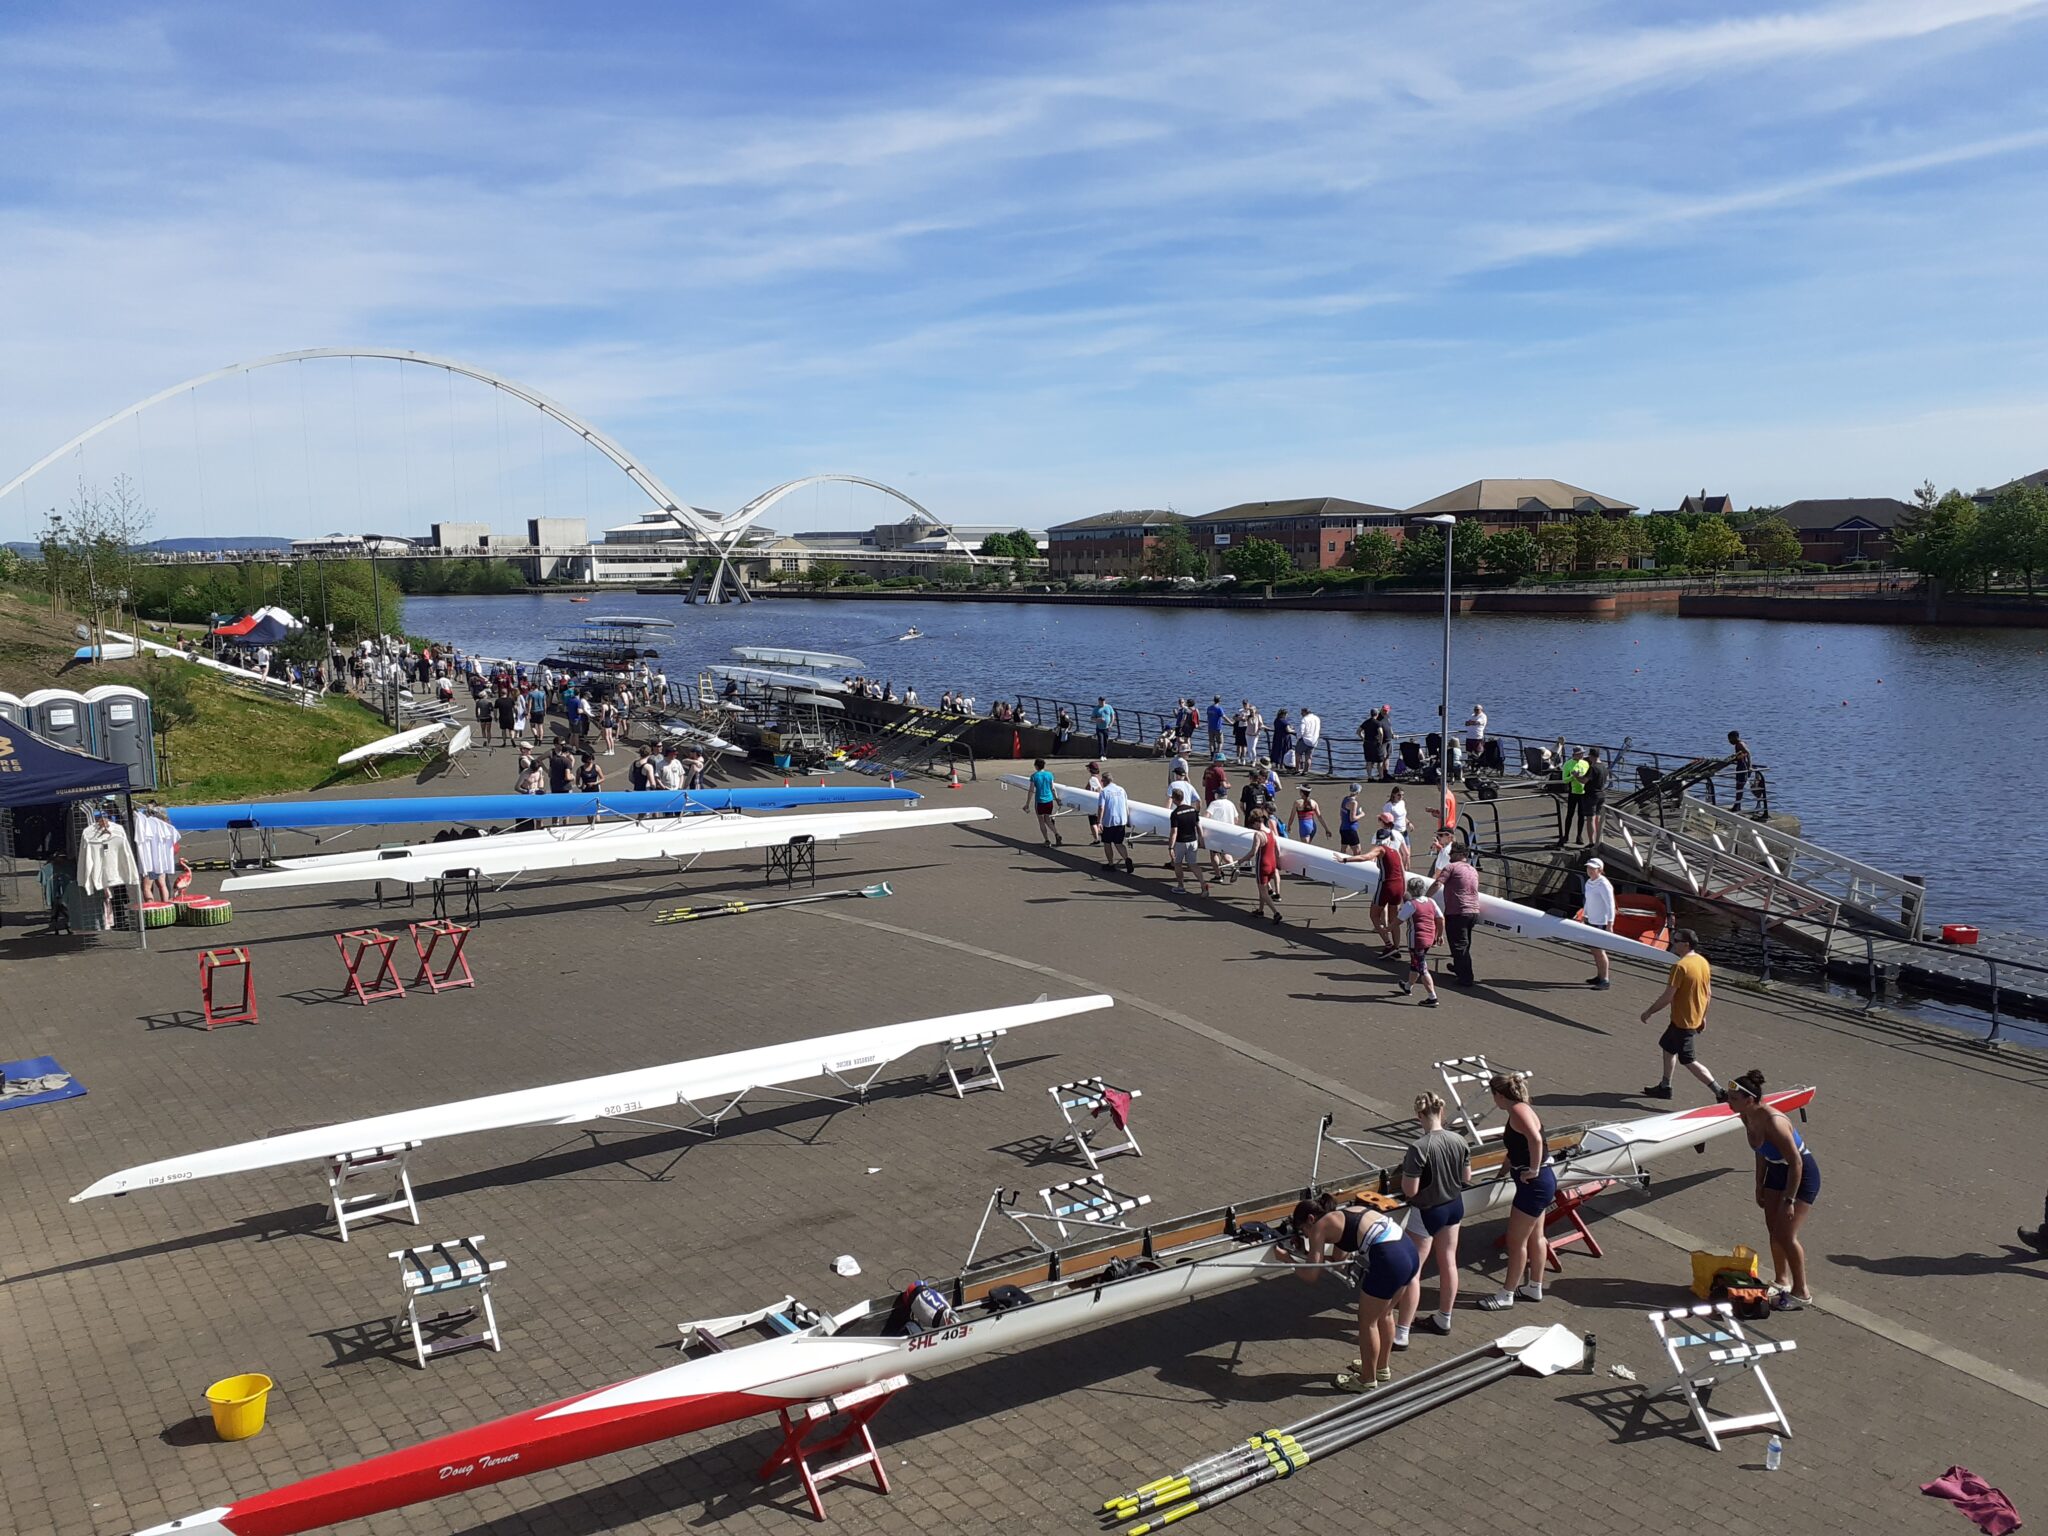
[2,753,2045,1536]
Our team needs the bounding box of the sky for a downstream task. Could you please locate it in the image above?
[2,0,2047,542]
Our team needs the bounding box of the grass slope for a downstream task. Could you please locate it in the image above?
[1,590,395,801]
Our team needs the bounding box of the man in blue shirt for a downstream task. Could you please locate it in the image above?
[1024,757,1062,846]
[1096,770,1134,874]
[1205,696,1226,760]
[1092,698,1116,759]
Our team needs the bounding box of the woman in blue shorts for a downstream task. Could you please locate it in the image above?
[1478,1073,1554,1311]
[1396,1091,1471,1342]
[1729,1067,1819,1308]
[1286,1193,1419,1394]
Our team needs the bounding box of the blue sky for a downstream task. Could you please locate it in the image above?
[3,0,2046,541]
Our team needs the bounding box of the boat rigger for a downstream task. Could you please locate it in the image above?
[126,1089,1811,1536]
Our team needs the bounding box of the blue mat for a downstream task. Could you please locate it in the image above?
[0,1056,86,1111]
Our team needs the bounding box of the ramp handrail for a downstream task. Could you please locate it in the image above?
[1601,807,1841,935]
[1672,798,1923,938]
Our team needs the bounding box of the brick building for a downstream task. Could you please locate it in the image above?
[1045,509,1190,579]
[1188,497,1405,573]
[1404,478,1636,532]
[1777,497,1914,564]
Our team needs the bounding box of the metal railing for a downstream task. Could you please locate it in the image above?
[1601,807,1842,936]
[1672,797,1923,938]
[1844,931,2048,1045]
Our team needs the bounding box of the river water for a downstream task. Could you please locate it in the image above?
[408,593,2048,933]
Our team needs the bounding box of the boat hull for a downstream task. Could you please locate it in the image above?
[76,995,1110,1203]
[131,1089,1808,1535]
[164,784,920,833]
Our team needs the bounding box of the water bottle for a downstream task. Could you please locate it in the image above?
[1765,1433,1783,1472]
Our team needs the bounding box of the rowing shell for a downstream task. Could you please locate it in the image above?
[1001,776,1672,967]
[335,721,450,766]
[127,1088,1812,1536]
[164,783,919,832]
[217,805,991,892]
[76,995,1110,1204]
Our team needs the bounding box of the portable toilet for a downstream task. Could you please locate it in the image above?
[0,691,24,728]
[85,684,157,790]
[22,688,94,752]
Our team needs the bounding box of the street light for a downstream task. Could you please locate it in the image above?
[1410,513,1459,834]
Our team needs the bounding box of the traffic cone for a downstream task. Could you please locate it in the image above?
[783,774,790,788]
[947,762,963,790]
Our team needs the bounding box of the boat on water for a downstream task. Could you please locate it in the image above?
[126,1088,1811,1536]
[898,625,923,640]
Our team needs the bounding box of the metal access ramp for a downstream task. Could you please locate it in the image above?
[1598,807,1841,939]
[1664,797,1923,938]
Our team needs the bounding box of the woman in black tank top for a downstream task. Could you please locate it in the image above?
[1478,1073,1555,1311]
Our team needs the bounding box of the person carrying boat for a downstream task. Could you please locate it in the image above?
[1396,1091,1472,1343]
[1727,1068,1819,1308]
[1247,807,1283,921]
[1097,770,1135,875]
[1338,783,1364,851]
[1167,779,1209,896]
[1084,761,1104,844]
[1338,817,1407,956]
[1024,758,1063,847]
[1581,856,1616,990]
[1282,1192,1418,1394]
[1293,784,1322,845]
[1477,1073,1552,1310]
[1201,775,1240,881]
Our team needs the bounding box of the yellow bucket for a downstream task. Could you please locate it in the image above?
[204,1373,274,1441]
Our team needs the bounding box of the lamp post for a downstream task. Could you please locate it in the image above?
[1411,513,1459,833]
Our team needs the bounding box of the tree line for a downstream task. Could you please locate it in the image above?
[1893,480,2048,596]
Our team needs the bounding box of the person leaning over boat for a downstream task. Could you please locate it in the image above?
[1477,1073,1553,1311]
[1281,1193,1418,1395]
[1396,1092,1473,1344]
[1727,1068,1819,1308]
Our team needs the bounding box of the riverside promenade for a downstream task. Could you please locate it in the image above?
[2,761,2044,1536]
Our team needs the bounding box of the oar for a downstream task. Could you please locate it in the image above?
[651,882,893,925]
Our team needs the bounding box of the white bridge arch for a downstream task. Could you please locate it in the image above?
[2,349,938,603]
[0,346,726,538]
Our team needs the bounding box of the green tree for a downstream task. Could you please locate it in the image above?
[141,655,202,786]
[1221,537,1294,590]
[1144,523,1202,579]
[1639,514,1692,570]
[1485,528,1539,581]
[977,529,1039,562]
[1399,527,1446,577]
[1346,529,1399,578]
[1687,516,1746,572]
[1748,516,1804,570]
[1574,514,1627,572]
[1619,515,1652,568]
[933,560,974,587]
[1893,491,1981,592]
[1533,523,1577,574]
[44,475,152,655]
[1975,483,2048,595]
[0,547,20,587]
[1912,479,1940,511]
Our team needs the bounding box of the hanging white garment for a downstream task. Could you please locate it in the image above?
[79,821,141,893]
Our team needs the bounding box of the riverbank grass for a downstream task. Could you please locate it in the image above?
[1,589,394,800]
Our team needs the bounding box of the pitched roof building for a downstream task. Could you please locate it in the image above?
[1187,496,1404,572]
[1046,509,1190,579]
[1405,479,1636,530]
[1777,497,1915,564]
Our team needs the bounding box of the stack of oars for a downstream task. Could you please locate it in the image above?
[1101,1340,1524,1532]
[651,882,891,925]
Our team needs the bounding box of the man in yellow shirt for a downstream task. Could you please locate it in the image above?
[1639,929,1724,1102]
